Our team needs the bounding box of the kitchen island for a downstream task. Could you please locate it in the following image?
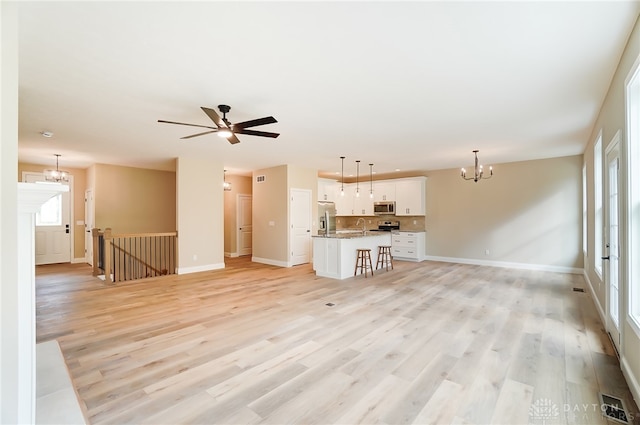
[312,232,392,279]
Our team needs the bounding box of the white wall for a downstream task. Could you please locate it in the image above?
[1,3,21,422]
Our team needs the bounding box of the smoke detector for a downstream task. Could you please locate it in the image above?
[41,131,53,138]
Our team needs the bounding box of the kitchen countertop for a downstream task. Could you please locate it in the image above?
[313,231,387,239]
[313,232,393,279]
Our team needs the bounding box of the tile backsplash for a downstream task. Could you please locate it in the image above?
[337,215,426,232]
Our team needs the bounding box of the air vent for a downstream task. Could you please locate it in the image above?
[572,287,585,292]
[325,303,335,307]
[256,175,266,183]
[598,393,630,424]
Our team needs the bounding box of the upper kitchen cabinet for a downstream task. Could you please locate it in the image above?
[395,177,426,216]
[335,184,373,216]
[373,181,396,202]
[334,183,352,215]
[318,178,338,202]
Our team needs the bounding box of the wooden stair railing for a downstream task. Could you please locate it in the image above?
[92,228,177,283]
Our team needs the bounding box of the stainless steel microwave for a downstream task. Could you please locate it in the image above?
[373,201,396,215]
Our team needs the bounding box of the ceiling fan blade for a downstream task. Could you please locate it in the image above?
[180,130,217,139]
[232,116,277,130]
[200,107,223,127]
[235,129,280,138]
[158,120,216,130]
[227,133,241,145]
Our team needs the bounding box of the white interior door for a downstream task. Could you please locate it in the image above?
[290,188,311,266]
[85,189,95,265]
[237,194,252,256]
[23,173,72,265]
[605,140,621,352]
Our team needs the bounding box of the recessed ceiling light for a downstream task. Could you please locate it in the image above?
[41,131,53,138]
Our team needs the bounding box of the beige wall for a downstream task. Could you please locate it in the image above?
[425,155,583,270]
[252,165,288,264]
[176,157,224,273]
[93,163,176,233]
[223,174,252,256]
[252,165,316,266]
[584,14,640,403]
[18,162,87,260]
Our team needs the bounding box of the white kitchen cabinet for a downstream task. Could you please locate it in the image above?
[353,190,373,216]
[335,184,373,216]
[391,231,425,261]
[395,177,426,216]
[334,183,353,215]
[373,181,396,202]
[313,233,392,279]
[318,178,338,202]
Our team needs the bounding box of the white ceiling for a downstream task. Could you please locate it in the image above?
[16,1,640,178]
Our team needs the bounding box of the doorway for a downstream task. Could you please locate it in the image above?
[85,189,95,265]
[237,194,252,256]
[604,134,621,353]
[290,188,311,266]
[23,172,73,264]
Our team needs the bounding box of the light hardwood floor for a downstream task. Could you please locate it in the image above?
[36,257,639,425]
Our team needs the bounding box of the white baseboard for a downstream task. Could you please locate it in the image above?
[71,257,88,264]
[621,356,640,413]
[225,252,240,258]
[251,257,290,267]
[583,270,607,325]
[177,262,225,275]
[423,255,583,274]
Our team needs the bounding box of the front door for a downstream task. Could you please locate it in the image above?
[290,188,311,266]
[605,137,621,353]
[23,173,72,264]
[237,194,252,256]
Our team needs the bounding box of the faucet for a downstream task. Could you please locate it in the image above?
[355,218,366,234]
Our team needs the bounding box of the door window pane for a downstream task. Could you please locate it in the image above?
[36,194,62,226]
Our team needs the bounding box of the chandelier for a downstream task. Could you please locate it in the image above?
[44,154,70,183]
[461,150,493,183]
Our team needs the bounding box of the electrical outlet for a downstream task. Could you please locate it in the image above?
[485,249,490,256]
[193,254,198,261]
[413,220,417,225]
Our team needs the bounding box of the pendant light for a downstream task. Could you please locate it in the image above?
[340,156,345,197]
[369,163,374,199]
[44,154,70,183]
[223,169,231,191]
[355,160,361,197]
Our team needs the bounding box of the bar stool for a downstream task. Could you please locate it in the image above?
[354,249,374,277]
[376,245,394,271]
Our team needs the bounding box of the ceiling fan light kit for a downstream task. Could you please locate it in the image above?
[158,104,279,145]
[461,150,493,183]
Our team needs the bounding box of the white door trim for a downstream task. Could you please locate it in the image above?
[22,172,74,264]
[604,131,622,354]
[289,188,312,266]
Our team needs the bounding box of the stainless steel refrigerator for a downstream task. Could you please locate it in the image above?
[318,201,336,235]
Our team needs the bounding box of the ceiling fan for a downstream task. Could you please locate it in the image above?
[158,105,279,145]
